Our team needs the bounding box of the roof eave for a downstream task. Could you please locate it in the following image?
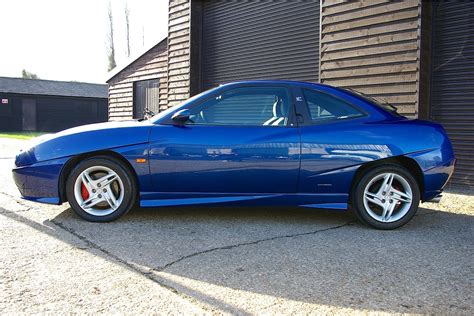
[105,37,168,83]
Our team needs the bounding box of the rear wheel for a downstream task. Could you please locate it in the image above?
[352,164,420,229]
[66,156,136,222]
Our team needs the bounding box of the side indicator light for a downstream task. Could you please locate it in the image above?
[136,158,147,163]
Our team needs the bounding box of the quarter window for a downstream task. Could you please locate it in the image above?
[187,87,291,126]
[303,89,364,123]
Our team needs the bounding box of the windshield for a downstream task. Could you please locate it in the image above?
[342,88,401,116]
[148,86,221,123]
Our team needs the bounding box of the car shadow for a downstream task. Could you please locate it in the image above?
[3,203,473,314]
[53,205,356,268]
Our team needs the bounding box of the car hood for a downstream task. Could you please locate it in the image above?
[16,120,153,166]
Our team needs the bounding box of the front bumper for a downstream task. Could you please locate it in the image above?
[12,157,68,205]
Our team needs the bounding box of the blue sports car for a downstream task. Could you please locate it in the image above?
[13,81,455,229]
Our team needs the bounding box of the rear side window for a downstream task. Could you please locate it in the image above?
[303,89,364,123]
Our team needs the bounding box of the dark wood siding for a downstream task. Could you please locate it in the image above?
[320,0,421,117]
[0,94,22,131]
[430,2,474,188]
[418,1,433,119]
[36,96,107,132]
[108,40,168,121]
[167,0,191,107]
[0,93,107,132]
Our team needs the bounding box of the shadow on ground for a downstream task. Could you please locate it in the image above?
[2,204,473,313]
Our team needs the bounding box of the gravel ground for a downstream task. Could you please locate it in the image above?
[0,138,473,314]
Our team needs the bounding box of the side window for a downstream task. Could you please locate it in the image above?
[303,89,364,123]
[187,87,291,126]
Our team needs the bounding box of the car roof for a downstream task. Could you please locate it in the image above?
[218,80,326,88]
[217,80,361,97]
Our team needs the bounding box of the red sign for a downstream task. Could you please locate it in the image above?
[1,99,8,104]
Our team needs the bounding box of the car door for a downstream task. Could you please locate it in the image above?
[295,87,374,198]
[148,85,301,196]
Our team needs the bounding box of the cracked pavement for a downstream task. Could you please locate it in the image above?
[0,138,473,314]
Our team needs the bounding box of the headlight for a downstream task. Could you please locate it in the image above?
[15,149,37,167]
[15,135,54,167]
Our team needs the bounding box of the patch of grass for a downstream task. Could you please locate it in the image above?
[0,131,47,140]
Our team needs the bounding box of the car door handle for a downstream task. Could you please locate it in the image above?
[296,114,304,124]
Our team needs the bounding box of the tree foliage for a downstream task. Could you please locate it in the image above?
[21,69,39,79]
[125,2,131,57]
[106,1,116,71]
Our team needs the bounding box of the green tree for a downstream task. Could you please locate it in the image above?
[21,69,39,79]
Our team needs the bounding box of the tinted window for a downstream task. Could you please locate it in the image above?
[187,87,291,126]
[303,89,364,123]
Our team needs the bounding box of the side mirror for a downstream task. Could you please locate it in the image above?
[171,109,190,124]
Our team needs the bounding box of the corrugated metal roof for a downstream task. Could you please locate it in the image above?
[0,77,108,99]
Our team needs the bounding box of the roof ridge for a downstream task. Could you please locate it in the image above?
[0,76,107,99]
[0,76,105,86]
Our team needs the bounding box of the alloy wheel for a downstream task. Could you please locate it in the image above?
[362,172,413,223]
[73,165,125,216]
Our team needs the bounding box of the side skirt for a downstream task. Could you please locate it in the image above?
[139,192,349,210]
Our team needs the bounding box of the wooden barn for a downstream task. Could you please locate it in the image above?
[106,38,168,121]
[0,77,108,132]
[106,0,474,188]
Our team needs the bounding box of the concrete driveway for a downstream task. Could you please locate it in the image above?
[1,138,473,314]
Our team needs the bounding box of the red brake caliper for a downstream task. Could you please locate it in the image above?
[81,182,90,200]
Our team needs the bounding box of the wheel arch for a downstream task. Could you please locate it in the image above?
[58,150,139,203]
[349,156,424,204]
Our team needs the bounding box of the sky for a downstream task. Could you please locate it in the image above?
[0,0,168,83]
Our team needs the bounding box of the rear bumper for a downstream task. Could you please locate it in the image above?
[12,157,68,205]
[421,157,456,201]
[406,148,456,201]
[426,194,443,203]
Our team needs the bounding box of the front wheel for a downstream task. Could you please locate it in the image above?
[66,156,137,222]
[352,164,420,230]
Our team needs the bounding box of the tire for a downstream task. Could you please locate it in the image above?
[351,164,420,230]
[66,156,137,222]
